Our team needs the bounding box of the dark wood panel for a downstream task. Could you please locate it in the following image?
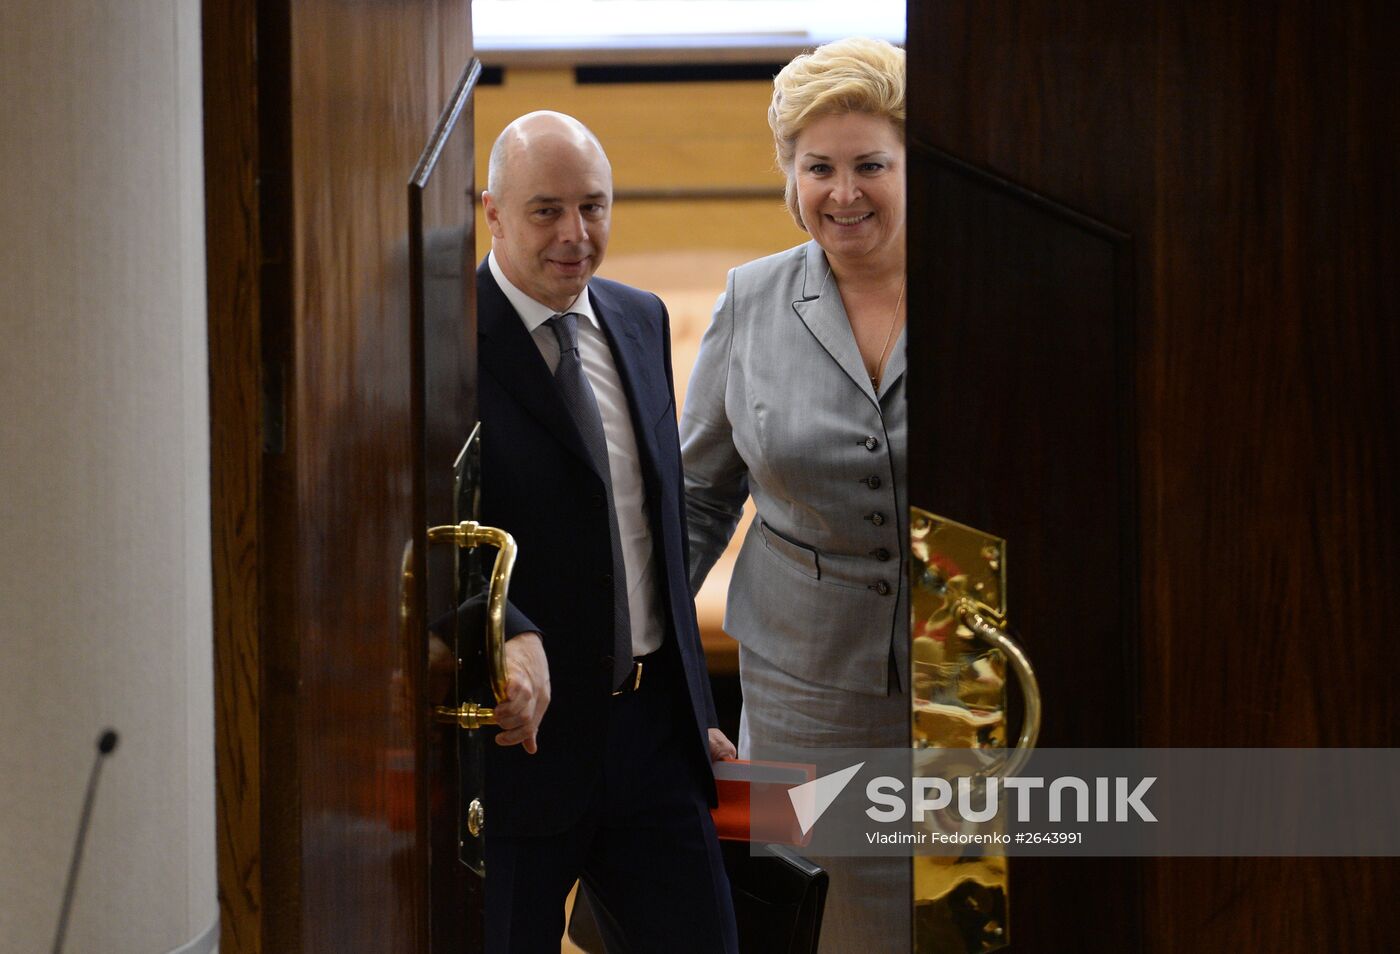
[907,139,1143,954]
[907,144,1138,748]
[909,1,1400,951]
[1142,4,1400,949]
[202,0,264,948]
[255,1,303,947]
[1141,1,1400,753]
[282,2,472,951]
[913,0,1400,748]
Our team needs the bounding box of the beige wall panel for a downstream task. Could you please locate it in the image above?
[608,199,800,255]
[476,69,784,191]
[0,1,217,951]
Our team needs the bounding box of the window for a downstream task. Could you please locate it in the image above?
[474,0,905,59]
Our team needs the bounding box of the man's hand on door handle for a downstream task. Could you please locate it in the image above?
[494,632,551,754]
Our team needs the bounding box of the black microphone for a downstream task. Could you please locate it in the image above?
[51,729,119,954]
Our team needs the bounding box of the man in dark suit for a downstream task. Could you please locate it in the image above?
[476,110,739,953]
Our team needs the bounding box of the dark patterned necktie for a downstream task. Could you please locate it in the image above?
[546,312,633,688]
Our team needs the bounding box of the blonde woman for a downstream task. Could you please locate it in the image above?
[680,37,911,953]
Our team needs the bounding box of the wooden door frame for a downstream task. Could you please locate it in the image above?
[203,0,302,948]
[202,0,272,948]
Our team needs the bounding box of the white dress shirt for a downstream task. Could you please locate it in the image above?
[488,252,663,657]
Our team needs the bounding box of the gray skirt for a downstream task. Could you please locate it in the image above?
[738,644,912,954]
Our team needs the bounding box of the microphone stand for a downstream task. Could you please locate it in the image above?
[51,729,119,954]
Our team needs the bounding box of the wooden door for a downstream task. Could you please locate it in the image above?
[411,58,489,953]
[906,2,1398,951]
[205,0,479,951]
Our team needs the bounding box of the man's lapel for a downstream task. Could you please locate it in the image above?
[477,261,600,478]
[590,283,665,475]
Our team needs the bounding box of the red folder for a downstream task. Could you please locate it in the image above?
[710,759,816,846]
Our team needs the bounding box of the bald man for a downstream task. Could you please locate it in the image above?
[475,111,739,952]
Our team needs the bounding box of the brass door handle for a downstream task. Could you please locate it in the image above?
[426,520,517,729]
[436,701,497,730]
[954,600,1041,777]
[910,506,1043,953]
[910,506,1043,773]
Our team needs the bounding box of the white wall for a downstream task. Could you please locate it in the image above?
[0,1,217,951]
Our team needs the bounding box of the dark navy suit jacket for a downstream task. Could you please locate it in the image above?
[477,260,720,837]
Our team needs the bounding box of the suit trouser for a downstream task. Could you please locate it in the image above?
[738,643,912,954]
[485,638,739,954]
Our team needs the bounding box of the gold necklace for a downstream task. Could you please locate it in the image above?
[870,277,906,390]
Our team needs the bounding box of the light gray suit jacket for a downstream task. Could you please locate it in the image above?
[681,241,907,695]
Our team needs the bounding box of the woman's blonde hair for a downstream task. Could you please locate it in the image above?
[768,37,906,230]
